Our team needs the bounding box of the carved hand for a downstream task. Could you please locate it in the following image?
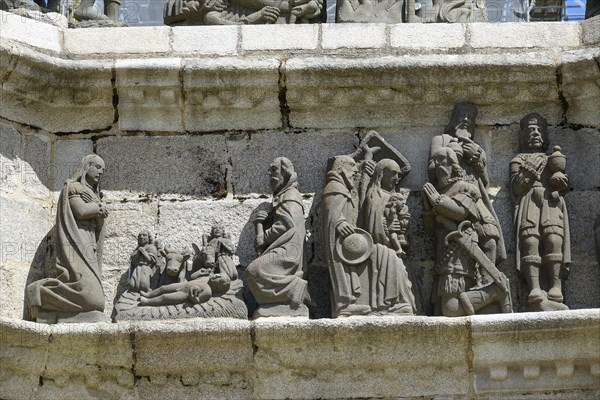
[422,183,439,205]
[363,160,376,177]
[97,202,109,218]
[550,172,569,192]
[257,6,280,23]
[460,137,482,160]
[336,221,355,238]
[253,210,268,224]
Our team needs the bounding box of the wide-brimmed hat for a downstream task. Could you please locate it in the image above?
[335,228,373,265]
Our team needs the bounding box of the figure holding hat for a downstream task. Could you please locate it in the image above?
[322,131,417,318]
[509,113,570,311]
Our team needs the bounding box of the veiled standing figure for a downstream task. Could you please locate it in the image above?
[245,157,312,318]
[359,159,416,314]
[26,155,109,323]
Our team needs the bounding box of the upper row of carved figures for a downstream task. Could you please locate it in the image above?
[8,0,521,27]
[24,102,582,323]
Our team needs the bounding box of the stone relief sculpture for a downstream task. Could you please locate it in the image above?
[323,131,417,317]
[423,148,512,316]
[73,0,121,24]
[424,102,511,317]
[114,230,247,320]
[336,0,410,23]
[509,113,570,312]
[165,0,324,26]
[26,155,109,324]
[244,157,312,318]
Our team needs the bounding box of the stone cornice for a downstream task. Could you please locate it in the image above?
[1,12,599,133]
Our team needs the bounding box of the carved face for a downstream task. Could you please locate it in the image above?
[526,123,544,150]
[138,232,149,246]
[432,152,454,188]
[269,162,286,193]
[453,112,474,139]
[211,226,223,238]
[86,158,105,186]
[341,159,358,183]
[380,165,401,191]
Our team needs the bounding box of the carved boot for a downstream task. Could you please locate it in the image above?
[522,257,544,305]
[74,0,108,21]
[544,255,564,303]
[105,0,121,22]
[458,292,475,315]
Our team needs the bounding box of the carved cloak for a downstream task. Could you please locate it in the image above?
[26,181,106,314]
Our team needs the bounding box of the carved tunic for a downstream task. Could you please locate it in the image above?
[509,152,571,273]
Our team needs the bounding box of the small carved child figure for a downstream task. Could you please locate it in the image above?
[129,230,159,293]
[383,193,410,257]
[203,225,237,280]
[138,274,230,306]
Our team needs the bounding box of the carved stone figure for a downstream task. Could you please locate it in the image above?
[165,0,323,26]
[73,0,121,23]
[429,101,506,264]
[244,157,311,318]
[509,113,570,312]
[128,230,160,293]
[114,237,247,321]
[423,148,512,316]
[336,0,410,23]
[26,155,109,324]
[201,226,237,281]
[323,131,417,318]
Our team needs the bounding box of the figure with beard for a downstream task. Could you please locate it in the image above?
[423,148,512,317]
[509,113,570,311]
[245,157,312,318]
[323,145,417,317]
[26,155,109,323]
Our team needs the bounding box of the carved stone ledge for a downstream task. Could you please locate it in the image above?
[561,49,600,128]
[1,310,598,399]
[0,45,114,133]
[285,54,563,129]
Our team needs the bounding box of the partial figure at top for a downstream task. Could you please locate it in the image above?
[165,0,325,26]
[509,113,570,312]
[245,157,312,318]
[322,131,418,318]
[26,155,109,324]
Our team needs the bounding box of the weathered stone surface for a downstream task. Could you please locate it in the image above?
[227,130,357,194]
[469,22,581,49]
[134,319,253,399]
[0,264,35,319]
[241,24,318,51]
[561,49,600,128]
[7,9,68,29]
[183,58,281,132]
[321,24,386,49]
[0,123,21,196]
[101,200,159,270]
[285,54,562,130]
[116,58,184,132]
[0,48,114,133]
[471,310,600,395]
[21,134,50,200]
[583,15,600,45]
[0,10,61,53]
[253,316,470,399]
[53,139,94,192]
[0,196,49,266]
[96,135,228,196]
[172,25,238,55]
[63,26,171,55]
[391,23,466,49]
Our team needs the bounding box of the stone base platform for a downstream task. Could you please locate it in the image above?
[1,309,598,399]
